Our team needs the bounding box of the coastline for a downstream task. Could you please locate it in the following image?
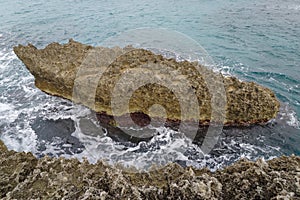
[1,140,299,199]
[1,1,299,199]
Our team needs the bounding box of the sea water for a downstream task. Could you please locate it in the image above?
[0,0,299,171]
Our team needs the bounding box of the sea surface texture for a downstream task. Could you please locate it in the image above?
[0,0,299,171]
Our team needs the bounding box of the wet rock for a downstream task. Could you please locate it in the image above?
[0,140,299,199]
[13,39,280,126]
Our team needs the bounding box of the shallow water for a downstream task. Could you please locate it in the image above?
[0,0,299,171]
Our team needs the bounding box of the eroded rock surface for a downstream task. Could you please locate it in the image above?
[1,140,299,199]
[13,39,280,126]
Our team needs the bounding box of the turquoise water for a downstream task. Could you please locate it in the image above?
[0,0,299,170]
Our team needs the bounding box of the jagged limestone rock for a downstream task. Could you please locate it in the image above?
[0,141,38,197]
[13,39,280,125]
[0,140,299,199]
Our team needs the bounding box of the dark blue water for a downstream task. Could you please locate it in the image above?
[0,0,299,170]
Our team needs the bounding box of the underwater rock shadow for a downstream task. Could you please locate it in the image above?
[31,117,85,157]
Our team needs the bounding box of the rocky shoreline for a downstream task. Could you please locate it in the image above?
[13,39,280,127]
[1,140,299,199]
[8,40,298,199]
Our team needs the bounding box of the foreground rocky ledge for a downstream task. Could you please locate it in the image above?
[14,39,279,126]
[1,140,299,199]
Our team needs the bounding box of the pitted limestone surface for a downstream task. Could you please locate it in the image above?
[13,39,280,125]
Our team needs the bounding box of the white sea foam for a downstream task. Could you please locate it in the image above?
[0,102,14,112]
[278,103,300,129]
[72,121,197,170]
[1,113,38,153]
[288,4,300,10]
[286,111,299,129]
[0,103,19,124]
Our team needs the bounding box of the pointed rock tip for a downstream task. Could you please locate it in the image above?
[69,38,75,43]
[0,140,8,152]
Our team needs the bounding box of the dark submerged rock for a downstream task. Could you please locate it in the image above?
[31,117,85,156]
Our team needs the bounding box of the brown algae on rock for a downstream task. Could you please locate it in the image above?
[13,39,280,126]
[0,140,299,199]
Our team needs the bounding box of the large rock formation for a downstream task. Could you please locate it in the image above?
[13,39,279,126]
[1,140,299,199]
